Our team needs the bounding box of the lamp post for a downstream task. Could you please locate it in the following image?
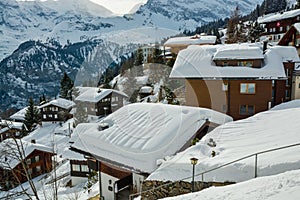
[190,157,198,192]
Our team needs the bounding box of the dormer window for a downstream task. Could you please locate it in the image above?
[238,61,253,67]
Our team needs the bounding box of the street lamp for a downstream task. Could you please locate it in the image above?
[190,157,198,192]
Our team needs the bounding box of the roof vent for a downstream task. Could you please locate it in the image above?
[31,139,36,144]
[97,88,102,93]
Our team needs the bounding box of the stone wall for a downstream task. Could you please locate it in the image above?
[141,180,234,200]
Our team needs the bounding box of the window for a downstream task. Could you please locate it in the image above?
[48,114,53,118]
[222,83,228,91]
[298,83,300,89]
[277,35,281,40]
[279,27,283,32]
[223,62,228,66]
[286,90,290,99]
[54,114,58,119]
[26,159,31,165]
[240,105,255,115]
[28,168,32,175]
[72,164,80,172]
[35,155,40,162]
[238,61,253,67]
[43,114,46,119]
[287,25,290,30]
[36,166,41,172]
[286,79,290,86]
[81,165,89,172]
[240,83,255,94]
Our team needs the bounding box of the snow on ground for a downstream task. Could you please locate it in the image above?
[148,100,300,183]
[161,169,300,200]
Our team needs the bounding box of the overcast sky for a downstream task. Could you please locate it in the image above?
[89,0,147,15]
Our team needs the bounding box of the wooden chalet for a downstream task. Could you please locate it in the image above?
[0,139,54,190]
[258,9,300,43]
[278,23,300,55]
[39,98,75,122]
[75,87,128,116]
[0,120,23,142]
[170,44,299,120]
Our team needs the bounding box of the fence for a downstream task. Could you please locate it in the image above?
[129,142,300,200]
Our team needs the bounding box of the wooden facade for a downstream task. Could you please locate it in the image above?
[214,59,263,68]
[40,105,73,122]
[185,79,287,120]
[0,149,53,190]
[260,12,300,42]
[278,25,300,55]
[75,92,126,116]
[0,127,22,142]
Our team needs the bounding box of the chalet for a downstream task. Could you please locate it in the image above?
[169,44,299,120]
[75,87,128,116]
[39,98,75,122]
[9,107,29,122]
[164,34,217,54]
[278,23,300,55]
[0,120,23,142]
[0,139,54,190]
[258,9,300,43]
[69,103,232,200]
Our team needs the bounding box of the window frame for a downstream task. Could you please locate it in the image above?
[240,83,256,94]
[239,105,255,115]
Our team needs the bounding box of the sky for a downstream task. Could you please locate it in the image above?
[89,0,148,15]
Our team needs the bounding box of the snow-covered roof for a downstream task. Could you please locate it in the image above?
[293,22,300,32]
[269,46,300,63]
[164,35,216,46]
[213,45,264,60]
[0,120,23,130]
[9,107,28,121]
[39,98,75,110]
[258,9,300,24]
[70,103,232,173]
[139,86,153,94]
[148,100,300,182]
[169,44,297,79]
[75,87,128,103]
[0,139,54,169]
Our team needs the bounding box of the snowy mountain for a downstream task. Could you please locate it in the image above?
[0,0,264,112]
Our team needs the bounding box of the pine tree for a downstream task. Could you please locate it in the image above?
[24,98,40,133]
[248,21,265,42]
[226,6,247,44]
[134,48,144,76]
[296,0,300,9]
[59,72,74,100]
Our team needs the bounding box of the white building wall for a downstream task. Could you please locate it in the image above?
[132,173,146,193]
[71,176,88,186]
[101,172,119,200]
[292,75,300,100]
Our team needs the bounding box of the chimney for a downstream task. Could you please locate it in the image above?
[31,139,36,144]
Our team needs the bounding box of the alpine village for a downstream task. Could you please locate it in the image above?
[1,0,300,199]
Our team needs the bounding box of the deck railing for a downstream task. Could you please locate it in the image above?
[129,142,300,200]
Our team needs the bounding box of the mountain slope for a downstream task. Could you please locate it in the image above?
[0,0,264,112]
